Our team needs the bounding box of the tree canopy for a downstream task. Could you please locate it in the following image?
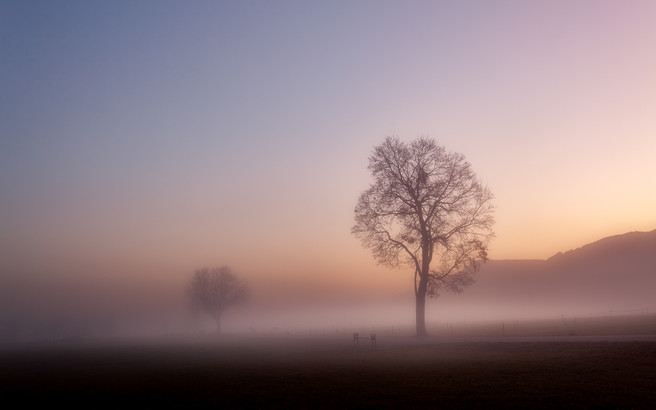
[352,136,494,336]
[187,266,249,333]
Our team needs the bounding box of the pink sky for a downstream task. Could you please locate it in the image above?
[2,1,655,309]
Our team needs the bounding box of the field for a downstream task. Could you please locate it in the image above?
[416,311,656,338]
[3,327,656,408]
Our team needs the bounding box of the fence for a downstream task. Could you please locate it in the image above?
[353,332,377,350]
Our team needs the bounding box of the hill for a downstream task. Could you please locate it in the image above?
[436,230,656,318]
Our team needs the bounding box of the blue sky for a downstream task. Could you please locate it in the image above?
[2,1,655,302]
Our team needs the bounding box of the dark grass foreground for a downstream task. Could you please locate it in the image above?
[2,337,655,408]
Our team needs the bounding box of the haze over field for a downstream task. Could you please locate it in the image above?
[2,1,656,337]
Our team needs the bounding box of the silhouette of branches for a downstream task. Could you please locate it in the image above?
[187,266,249,333]
[352,136,494,335]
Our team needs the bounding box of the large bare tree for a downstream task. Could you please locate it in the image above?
[187,266,249,333]
[352,137,494,336]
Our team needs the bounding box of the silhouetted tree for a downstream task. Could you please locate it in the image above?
[352,137,494,336]
[187,266,249,333]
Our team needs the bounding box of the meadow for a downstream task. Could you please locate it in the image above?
[2,314,656,408]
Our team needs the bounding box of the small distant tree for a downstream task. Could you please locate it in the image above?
[352,136,494,337]
[186,266,249,333]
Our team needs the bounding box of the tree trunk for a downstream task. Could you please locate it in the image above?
[416,276,428,337]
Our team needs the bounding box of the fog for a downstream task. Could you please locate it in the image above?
[3,2,656,346]
[2,230,654,342]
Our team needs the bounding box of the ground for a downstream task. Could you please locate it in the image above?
[2,333,656,408]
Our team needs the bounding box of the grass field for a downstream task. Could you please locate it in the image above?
[340,312,656,339]
[2,334,656,408]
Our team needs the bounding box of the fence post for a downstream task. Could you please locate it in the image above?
[353,332,377,350]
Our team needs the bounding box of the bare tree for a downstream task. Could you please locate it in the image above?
[186,266,249,334]
[352,137,494,336]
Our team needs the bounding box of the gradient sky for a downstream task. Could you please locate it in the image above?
[2,1,656,304]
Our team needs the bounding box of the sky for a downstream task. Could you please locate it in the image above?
[2,1,656,317]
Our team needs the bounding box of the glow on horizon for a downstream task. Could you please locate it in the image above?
[1,1,656,306]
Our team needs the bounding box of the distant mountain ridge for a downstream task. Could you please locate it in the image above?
[546,229,656,264]
[440,229,656,314]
